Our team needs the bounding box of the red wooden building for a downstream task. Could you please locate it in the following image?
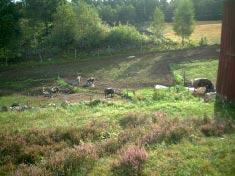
[216,0,235,102]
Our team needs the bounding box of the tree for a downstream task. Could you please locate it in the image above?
[24,0,66,35]
[173,0,195,44]
[117,4,136,24]
[73,1,107,50]
[98,5,117,25]
[152,7,165,38]
[0,0,20,65]
[50,3,77,50]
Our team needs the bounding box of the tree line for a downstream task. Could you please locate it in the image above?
[86,0,223,24]
[0,0,222,65]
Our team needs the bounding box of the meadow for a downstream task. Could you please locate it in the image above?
[0,20,234,175]
[165,21,221,44]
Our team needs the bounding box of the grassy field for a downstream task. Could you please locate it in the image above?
[0,44,235,175]
[171,59,219,84]
[0,21,232,176]
[165,21,221,44]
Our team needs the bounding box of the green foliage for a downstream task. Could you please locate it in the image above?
[152,7,165,38]
[199,37,208,46]
[117,4,136,24]
[173,0,195,43]
[0,0,20,48]
[107,24,146,47]
[74,1,108,50]
[170,59,218,83]
[50,3,77,49]
[56,77,72,89]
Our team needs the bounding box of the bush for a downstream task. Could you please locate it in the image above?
[112,145,148,176]
[140,118,192,146]
[199,37,208,46]
[201,118,234,137]
[0,134,27,165]
[99,138,122,156]
[119,113,152,129]
[47,144,98,175]
[15,164,52,176]
[107,24,147,47]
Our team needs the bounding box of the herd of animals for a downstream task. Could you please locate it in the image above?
[0,76,216,112]
[42,74,216,100]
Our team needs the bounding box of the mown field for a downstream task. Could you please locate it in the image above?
[165,21,221,44]
[0,44,235,175]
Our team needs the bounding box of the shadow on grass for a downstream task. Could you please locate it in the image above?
[214,98,235,120]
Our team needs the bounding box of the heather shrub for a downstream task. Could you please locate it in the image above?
[140,118,192,146]
[0,134,26,165]
[152,111,168,125]
[165,125,191,144]
[25,129,54,145]
[47,143,98,175]
[112,145,148,176]
[99,138,122,156]
[15,164,52,176]
[201,118,234,137]
[79,120,110,141]
[118,128,147,146]
[119,113,152,129]
[50,128,81,145]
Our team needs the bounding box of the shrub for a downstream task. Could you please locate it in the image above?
[25,129,54,145]
[119,113,152,129]
[50,128,81,145]
[107,24,147,47]
[99,138,122,156]
[118,127,147,145]
[79,120,110,141]
[47,143,98,175]
[201,118,234,137]
[152,111,168,124]
[0,134,26,165]
[112,145,148,176]
[87,99,102,107]
[199,37,208,46]
[140,118,192,146]
[15,164,52,176]
[56,77,73,89]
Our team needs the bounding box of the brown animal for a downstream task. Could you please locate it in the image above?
[193,87,207,97]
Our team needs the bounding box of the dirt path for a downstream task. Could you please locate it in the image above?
[0,45,219,97]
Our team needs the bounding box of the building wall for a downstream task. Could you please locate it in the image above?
[216,0,235,102]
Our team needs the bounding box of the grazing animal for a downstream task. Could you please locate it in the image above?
[51,87,59,93]
[84,77,95,88]
[42,87,52,97]
[193,87,207,97]
[104,88,115,98]
[192,78,215,92]
[77,74,82,85]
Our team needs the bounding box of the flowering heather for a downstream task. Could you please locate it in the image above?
[113,145,148,176]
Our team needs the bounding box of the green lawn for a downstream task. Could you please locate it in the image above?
[0,86,234,175]
[1,54,234,176]
[171,59,218,83]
